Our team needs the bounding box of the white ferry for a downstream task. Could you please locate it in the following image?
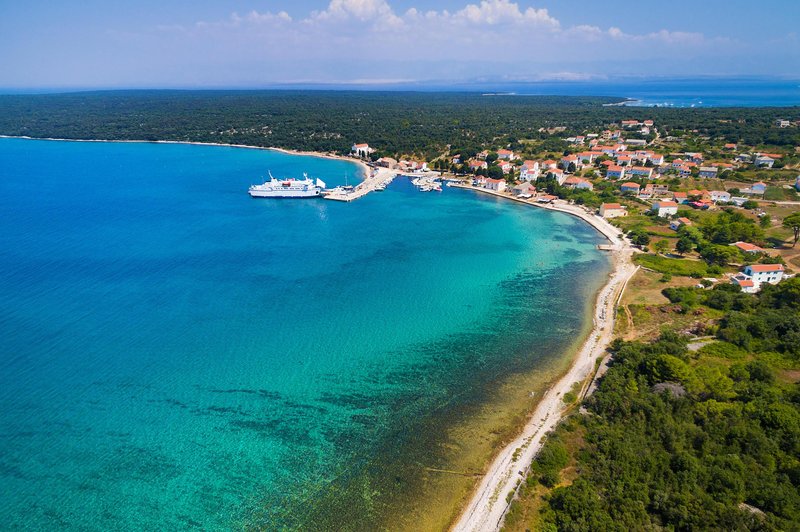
[248,172,326,198]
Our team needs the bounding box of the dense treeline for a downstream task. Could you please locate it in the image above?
[508,279,800,531]
[0,91,797,158]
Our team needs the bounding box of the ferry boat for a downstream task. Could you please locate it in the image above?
[248,172,326,198]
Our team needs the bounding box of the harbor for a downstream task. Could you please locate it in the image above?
[323,166,399,202]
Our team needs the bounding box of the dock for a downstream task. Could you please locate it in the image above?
[324,167,398,202]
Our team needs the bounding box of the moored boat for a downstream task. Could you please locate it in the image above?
[249,172,326,198]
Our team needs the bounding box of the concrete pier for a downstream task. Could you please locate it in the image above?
[324,167,398,202]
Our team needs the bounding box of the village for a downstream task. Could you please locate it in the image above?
[349,116,800,299]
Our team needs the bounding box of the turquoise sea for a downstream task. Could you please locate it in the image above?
[0,138,610,529]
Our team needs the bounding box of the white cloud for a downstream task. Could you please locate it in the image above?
[451,0,558,27]
[233,10,292,24]
[310,0,399,22]
[145,0,730,84]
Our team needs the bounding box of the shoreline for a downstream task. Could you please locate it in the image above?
[0,135,371,179]
[450,185,637,532]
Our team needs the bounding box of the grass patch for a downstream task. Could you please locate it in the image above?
[634,254,709,277]
[764,186,798,201]
[696,341,748,361]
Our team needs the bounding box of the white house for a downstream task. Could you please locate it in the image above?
[351,143,375,157]
[401,160,427,172]
[698,166,719,178]
[755,155,775,168]
[731,275,758,294]
[563,176,594,190]
[744,263,784,283]
[376,157,398,169]
[561,155,581,170]
[547,168,567,185]
[739,264,785,290]
[607,165,625,180]
[520,160,540,182]
[627,166,654,179]
[484,178,507,192]
[670,217,692,230]
[599,203,627,219]
[469,160,488,172]
[710,190,731,203]
[732,242,765,254]
[652,200,679,218]
[496,161,513,174]
[513,182,536,197]
[730,196,749,206]
[497,149,516,161]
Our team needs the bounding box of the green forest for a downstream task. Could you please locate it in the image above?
[506,279,800,531]
[0,91,798,159]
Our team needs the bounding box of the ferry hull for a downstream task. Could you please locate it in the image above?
[248,189,321,198]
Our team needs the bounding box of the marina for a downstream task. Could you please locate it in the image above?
[323,166,399,202]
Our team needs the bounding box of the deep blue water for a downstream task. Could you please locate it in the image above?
[487,78,800,107]
[0,138,610,529]
[275,77,800,107]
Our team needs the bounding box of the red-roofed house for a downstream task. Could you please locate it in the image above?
[755,155,775,167]
[731,275,757,294]
[652,201,679,217]
[469,160,488,171]
[670,217,693,230]
[607,165,626,180]
[600,203,627,219]
[484,178,507,192]
[497,149,516,161]
[351,143,375,157]
[673,192,688,203]
[563,176,594,190]
[733,242,765,254]
[520,160,540,181]
[739,264,785,290]
[561,155,580,169]
[620,181,640,194]
[497,161,513,174]
[547,168,567,185]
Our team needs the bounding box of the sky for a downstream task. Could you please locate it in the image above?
[1,0,799,88]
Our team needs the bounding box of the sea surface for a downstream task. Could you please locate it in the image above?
[281,77,800,108]
[496,78,800,107]
[0,138,610,529]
